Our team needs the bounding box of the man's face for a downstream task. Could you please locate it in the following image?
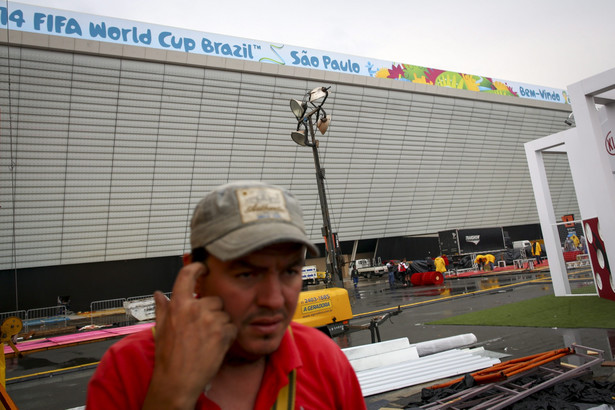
[196,242,305,361]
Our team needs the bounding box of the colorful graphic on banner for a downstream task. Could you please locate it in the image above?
[0,2,569,104]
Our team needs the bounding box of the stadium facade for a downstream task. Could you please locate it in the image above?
[0,3,577,310]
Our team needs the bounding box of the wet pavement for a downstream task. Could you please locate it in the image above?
[4,267,615,409]
[342,268,615,408]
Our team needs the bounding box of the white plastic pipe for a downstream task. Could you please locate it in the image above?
[411,333,478,356]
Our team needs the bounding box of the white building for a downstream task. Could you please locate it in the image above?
[0,3,577,310]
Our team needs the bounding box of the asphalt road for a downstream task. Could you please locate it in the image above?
[5,269,614,409]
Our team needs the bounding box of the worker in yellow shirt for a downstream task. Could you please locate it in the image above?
[434,256,447,274]
[532,241,543,264]
[484,254,496,271]
[474,254,486,271]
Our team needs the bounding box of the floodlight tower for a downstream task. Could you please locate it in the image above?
[289,86,342,286]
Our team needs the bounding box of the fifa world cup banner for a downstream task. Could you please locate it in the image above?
[1,2,569,104]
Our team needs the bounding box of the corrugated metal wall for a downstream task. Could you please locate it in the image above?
[0,44,577,271]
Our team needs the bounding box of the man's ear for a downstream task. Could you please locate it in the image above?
[182,252,192,266]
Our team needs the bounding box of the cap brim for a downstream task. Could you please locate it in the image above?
[205,222,319,261]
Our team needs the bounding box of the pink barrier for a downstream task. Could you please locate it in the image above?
[4,322,154,355]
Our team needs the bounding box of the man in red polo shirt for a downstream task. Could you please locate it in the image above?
[86,181,366,409]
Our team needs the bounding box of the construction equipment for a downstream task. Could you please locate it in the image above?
[292,287,353,337]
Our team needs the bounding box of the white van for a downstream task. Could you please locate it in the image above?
[513,240,533,258]
[512,240,531,250]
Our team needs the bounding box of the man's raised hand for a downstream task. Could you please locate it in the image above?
[143,262,237,410]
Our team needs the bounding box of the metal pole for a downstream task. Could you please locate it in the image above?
[306,117,342,286]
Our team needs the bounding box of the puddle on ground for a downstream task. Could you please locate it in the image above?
[350,271,564,311]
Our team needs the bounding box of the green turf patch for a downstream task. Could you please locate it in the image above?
[428,295,615,328]
[571,284,598,295]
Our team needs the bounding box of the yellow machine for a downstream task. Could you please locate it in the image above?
[1,316,22,361]
[315,270,327,283]
[1,317,22,409]
[293,287,353,337]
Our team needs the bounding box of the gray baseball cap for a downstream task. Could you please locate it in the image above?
[190,181,318,261]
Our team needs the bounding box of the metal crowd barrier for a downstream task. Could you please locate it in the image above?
[126,294,153,303]
[126,292,172,302]
[0,291,174,333]
[89,298,129,326]
[88,292,171,326]
[1,308,68,333]
[23,305,68,332]
[0,310,26,325]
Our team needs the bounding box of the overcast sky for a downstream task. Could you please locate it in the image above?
[9,0,615,90]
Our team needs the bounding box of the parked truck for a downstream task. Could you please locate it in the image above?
[439,227,507,255]
[438,227,508,268]
[349,257,388,279]
[301,265,328,285]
